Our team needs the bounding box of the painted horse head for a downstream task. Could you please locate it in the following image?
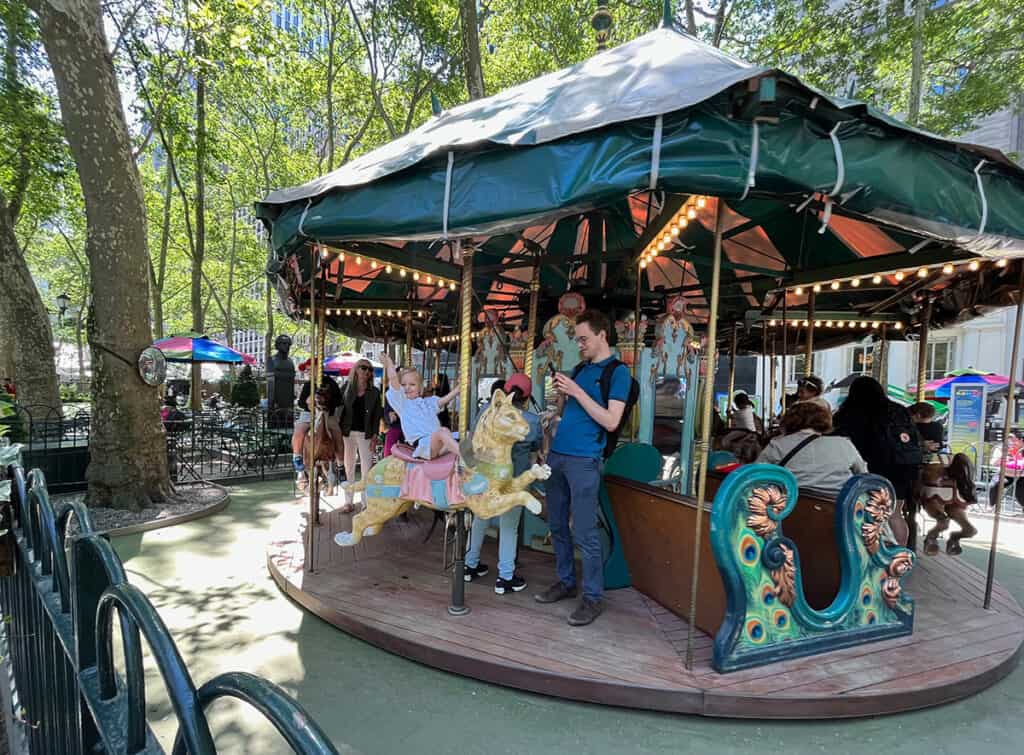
[473,389,529,458]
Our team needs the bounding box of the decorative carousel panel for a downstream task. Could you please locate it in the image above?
[536,292,586,375]
[651,295,699,380]
[710,465,915,673]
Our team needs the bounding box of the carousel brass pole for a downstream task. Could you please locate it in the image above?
[685,197,725,669]
[875,324,889,385]
[984,264,1024,609]
[306,245,321,573]
[406,284,414,367]
[916,298,933,402]
[727,323,738,411]
[761,323,768,428]
[781,290,788,405]
[769,330,777,425]
[804,289,816,376]
[631,261,644,440]
[458,240,473,436]
[524,261,540,379]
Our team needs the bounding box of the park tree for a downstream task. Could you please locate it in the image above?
[0,1,63,408]
[30,0,171,509]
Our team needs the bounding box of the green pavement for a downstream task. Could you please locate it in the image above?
[114,481,1024,755]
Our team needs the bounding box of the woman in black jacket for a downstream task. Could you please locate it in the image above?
[833,376,923,548]
[338,359,383,484]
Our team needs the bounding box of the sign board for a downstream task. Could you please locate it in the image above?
[950,384,987,469]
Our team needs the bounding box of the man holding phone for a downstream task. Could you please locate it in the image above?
[535,309,630,626]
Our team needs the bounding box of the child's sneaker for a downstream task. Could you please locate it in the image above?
[494,575,527,594]
[463,563,489,582]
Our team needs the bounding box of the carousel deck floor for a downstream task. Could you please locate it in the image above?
[267,506,1024,719]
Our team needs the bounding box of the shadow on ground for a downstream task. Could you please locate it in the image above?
[114,482,1024,755]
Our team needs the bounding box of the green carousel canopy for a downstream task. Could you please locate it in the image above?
[257,25,1024,349]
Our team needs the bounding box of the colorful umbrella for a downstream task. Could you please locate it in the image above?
[919,373,1014,399]
[154,333,255,365]
[298,352,383,377]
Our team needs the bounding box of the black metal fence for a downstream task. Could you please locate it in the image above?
[1,405,297,492]
[0,461,339,754]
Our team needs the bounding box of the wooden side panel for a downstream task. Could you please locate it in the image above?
[605,477,726,636]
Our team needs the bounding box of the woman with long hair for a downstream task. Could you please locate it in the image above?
[338,359,383,490]
[833,375,923,547]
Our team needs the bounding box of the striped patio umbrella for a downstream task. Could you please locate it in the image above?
[920,372,1017,399]
[298,352,383,377]
[153,333,255,365]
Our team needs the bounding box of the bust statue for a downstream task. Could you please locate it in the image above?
[266,334,295,427]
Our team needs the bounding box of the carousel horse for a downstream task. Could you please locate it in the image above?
[302,387,343,495]
[334,389,549,547]
[920,453,978,556]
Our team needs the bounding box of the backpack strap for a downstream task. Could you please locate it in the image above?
[597,359,626,408]
[779,433,820,468]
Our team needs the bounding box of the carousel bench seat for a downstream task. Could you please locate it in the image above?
[605,469,844,636]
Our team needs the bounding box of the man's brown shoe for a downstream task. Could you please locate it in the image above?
[533,581,578,604]
[568,598,604,626]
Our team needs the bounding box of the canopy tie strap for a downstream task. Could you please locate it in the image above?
[739,120,760,201]
[648,115,664,190]
[297,198,313,237]
[442,151,455,239]
[818,122,846,235]
[974,159,989,239]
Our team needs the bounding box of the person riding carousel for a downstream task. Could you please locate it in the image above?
[381,354,460,460]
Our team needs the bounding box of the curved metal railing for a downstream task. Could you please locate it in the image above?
[1,461,339,754]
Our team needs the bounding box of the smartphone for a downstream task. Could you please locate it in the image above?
[548,363,557,378]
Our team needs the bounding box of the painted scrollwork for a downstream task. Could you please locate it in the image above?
[746,486,787,539]
[882,550,914,608]
[861,488,893,555]
[762,539,796,607]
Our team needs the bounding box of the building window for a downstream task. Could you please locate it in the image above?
[849,344,874,376]
[910,338,956,382]
[786,353,820,386]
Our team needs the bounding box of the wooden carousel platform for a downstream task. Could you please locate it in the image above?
[267,506,1024,719]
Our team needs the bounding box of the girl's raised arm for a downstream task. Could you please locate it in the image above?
[381,353,400,388]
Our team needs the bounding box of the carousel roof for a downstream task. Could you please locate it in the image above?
[256,24,1024,350]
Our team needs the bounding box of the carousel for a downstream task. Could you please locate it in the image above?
[256,12,1024,718]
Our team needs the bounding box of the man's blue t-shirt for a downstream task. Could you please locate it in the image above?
[551,356,631,459]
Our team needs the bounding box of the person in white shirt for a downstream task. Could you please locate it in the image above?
[757,400,867,494]
[729,392,757,432]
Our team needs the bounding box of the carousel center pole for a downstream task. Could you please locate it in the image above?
[450,239,473,617]
[984,263,1024,609]
[769,330,777,426]
[406,285,414,367]
[684,197,725,669]
[804,289,816,376]
[916,298,933,402]
[524,260,540,380]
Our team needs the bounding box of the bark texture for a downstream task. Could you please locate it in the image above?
[0,213,60,408]
[34,0,170,509]
[458,0,485,100]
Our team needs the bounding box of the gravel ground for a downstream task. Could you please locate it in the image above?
[55,482,227,534]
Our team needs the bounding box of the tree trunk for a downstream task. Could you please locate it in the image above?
[191,47,207,411]
[324,3,336,171]
[458,0,485,100]
[684,0,697,35]
[225,184,237,349]
[0,210,61,409]
[33,0,171,510]
[265,276,274,366]
[0,316,15,381]
[907,0,927,126]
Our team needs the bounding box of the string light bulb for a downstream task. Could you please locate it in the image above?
[449,282,456,290]
[851,278,861,287]
[371,260,378,269]
[794,286,804,295]
[399,268,406,277]
[895,322,904,330]
[969,260,980,271]
[696,196,707,209]
[917,267,928,278]
[825,321,834,328]
[670,226,680,237]
[769,319,777,326]
[679,218,688,229]
[942,263,954,275]
[830,281,840,290]
[813,284,822,293]
[385,264,393,274]
[872,275,882,284]
[997,258,1009,268]
[413,272,420,281]
[355,256,362,265]
[895,271,905,282]
[686,207,697,220]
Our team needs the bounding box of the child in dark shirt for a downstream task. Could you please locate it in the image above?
[909,402,944,453]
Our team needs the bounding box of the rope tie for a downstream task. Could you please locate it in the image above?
[818,122,846,235]
[442,151,455,239]
[648,115,664,190]
[974,160,989,240]
[297,198,313,236]
[739,120,760,201]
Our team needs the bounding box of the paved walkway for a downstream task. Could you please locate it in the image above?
[115,481,1024,755]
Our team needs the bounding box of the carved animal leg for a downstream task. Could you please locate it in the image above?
[922,504,949,557]
[466,490,542,520]
[334,496,408,547]
[508,464,552,493]
[946,506,978,556]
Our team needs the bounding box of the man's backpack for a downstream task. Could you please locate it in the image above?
[879,404,924,467]
[571,358,641,459]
